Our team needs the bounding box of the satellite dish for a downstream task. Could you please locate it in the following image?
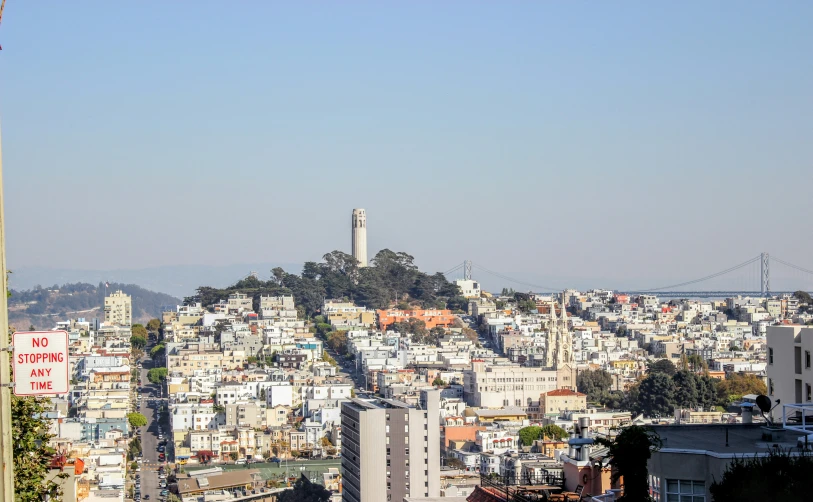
[756,395,772,414]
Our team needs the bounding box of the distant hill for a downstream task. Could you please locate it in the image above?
[8,282,181,331]
[9,263,302,298]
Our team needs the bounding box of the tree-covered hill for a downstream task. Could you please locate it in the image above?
[185,249,467,317]
[8,282,181,330]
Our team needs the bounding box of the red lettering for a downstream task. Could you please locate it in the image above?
[32,337,49,348]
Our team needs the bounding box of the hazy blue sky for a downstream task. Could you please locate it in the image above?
[1,1,811,291]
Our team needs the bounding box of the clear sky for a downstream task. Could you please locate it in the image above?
[1,1,811,290]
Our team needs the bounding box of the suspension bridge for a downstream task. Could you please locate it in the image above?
[443,252,813,298]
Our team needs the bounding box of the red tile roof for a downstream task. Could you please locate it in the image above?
[543,389,586,397]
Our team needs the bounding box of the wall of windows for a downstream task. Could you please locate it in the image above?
[665,479,704,502]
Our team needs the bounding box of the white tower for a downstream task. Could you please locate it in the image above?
[351,208,368,267]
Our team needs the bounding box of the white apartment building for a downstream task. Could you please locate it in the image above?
[301,383,353,401]
[172,404,222,431]
[104,290,132,327]
[455,279,482,299]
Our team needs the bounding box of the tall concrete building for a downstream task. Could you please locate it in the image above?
[351,208,368,267]
[104,290,132,327]
[341,390,440,502]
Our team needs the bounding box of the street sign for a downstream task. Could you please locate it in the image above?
[12,330,70,396]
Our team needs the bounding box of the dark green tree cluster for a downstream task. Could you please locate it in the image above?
[185,249,465,317]
[632,369,718,417]
[710,449,813,502]
[576,369,633,409]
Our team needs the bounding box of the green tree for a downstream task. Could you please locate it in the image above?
[277,474,332,502]
[596,426,661,502]
[150,343,166,359]
[648,359,677,377]
[518,426,542,446]
[432,377,447,387]
[229,452,238,461]
[577,369,614,403]
[127,412,148,428]
[326,331,348,355]
[793,290,812,305]
[672,370,700,409]
[130,334,147,349]
[710,449,813,502]
[686,354,708,372]
[131,324,148,339]
[146,318,162,331]
[322,351,337,367]
[147,367,168,384]
[636,373,676,417]
[539,424,568,441]
[12,395,67,501]
[716,373,767,405]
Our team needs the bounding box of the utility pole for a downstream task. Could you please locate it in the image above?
[0,3,15,497]
[0,125,16,500]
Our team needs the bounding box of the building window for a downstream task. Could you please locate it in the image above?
[807,384,811,402]
[807,351,811,369]
[769,378,774,396]
[665,480,704,501]
[769,348,774,364]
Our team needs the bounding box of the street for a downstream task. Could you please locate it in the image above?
[134,347,167,500]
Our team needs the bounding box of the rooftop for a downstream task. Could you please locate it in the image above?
[650,423,803,455]
[543,389,586,397]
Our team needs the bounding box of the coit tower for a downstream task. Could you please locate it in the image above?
[351,208,368,267]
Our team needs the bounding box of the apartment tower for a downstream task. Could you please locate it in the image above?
[104,290,132,327]
[351,208,368,267]
[341,390,440,502]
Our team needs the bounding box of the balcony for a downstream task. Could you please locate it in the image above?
[479,471,565,502]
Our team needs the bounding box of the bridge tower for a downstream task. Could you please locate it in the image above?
[761,252,770,297]
[464,260,472,281]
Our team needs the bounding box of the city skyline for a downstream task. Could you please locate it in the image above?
[1,1,811,288]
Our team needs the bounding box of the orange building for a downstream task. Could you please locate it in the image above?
[377,309,456,330]
[441,423,486,452]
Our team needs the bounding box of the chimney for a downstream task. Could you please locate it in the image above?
[741,404,753,424]
[579,417,591,439]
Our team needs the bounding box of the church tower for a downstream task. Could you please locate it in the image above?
[555,295,573,367]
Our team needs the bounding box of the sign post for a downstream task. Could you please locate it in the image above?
[12,331,70,396]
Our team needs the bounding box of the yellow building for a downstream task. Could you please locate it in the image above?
[539,389,587,416]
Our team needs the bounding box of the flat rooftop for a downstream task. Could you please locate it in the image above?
[650,423,803,455]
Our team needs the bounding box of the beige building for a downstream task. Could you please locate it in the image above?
[167,349,247,377]
[766,325,813,412]
[104,290,132,327]
[539,388,587,416]
[463,361,558,409]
